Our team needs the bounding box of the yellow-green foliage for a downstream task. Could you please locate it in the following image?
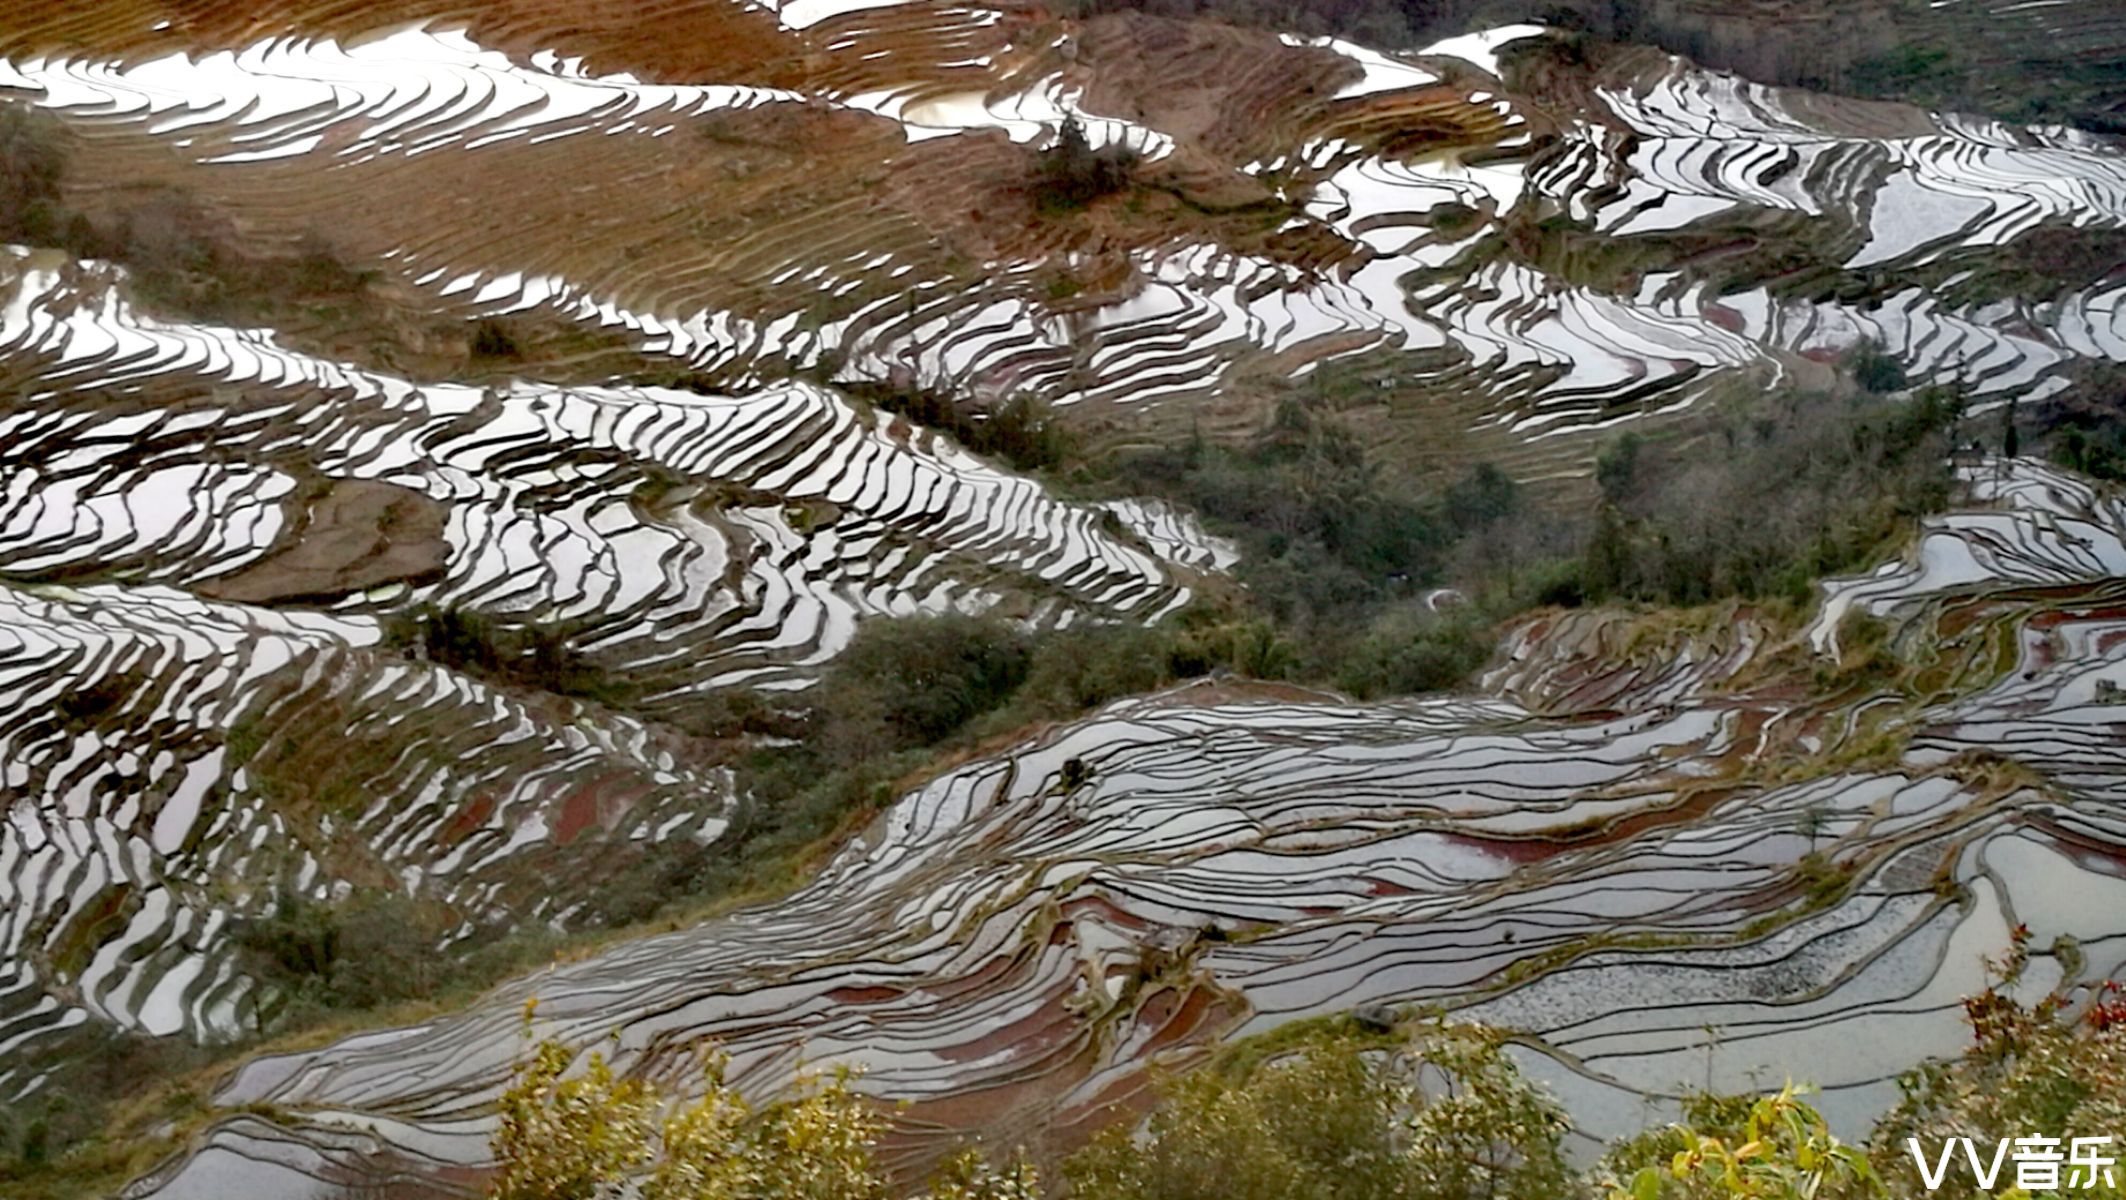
[644,1055,888,1200]
[1600,1084,1882,1200]
[1063,1024,1581,1200]
[921,1152,1041,1200]
[486,1028,1035,1200]
[490,1037,657,1200]
[482,959,2126,1200]
[1597,931,2126,1200]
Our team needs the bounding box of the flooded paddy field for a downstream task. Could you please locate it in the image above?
[106,458,2126,1194]
[0,3,2120,461]
[0,1,2124,1194]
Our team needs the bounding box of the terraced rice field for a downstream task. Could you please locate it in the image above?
[111,457,2126,1196]
[0,2,2120,465]
[0,245,1223,1072]
[2,1,2126,1194]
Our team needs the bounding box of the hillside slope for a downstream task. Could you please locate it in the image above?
[0,1,2122,1195]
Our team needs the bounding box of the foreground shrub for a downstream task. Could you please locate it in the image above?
[1599,1085,1883,1200]
[488,1035,1034,1200]
[1064,1023,1580,1200]
[1869,925,2126,1198]
[477,943,2126,1200]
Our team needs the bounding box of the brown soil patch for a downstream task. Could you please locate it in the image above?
[199,478,448,604]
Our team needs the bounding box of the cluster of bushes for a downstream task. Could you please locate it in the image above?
[86,195,372,324]
[1565,386,1961,608]
[1110,399,1523,622]
[225,891,505,1024]
[1847,39,2126,134]
[477,929,2126,1200]
[0,105,97,254]
[2027,379,2126,484]
[1077,377,1965,696]
[2055,422,2126,482]
[490,1035,1039,1200]
[1070,1023,1581,1200]
[1030,119,1142,213]
[0,1026,211,1189]
[0,102,373,324]
[813,611,1246,755]
[384,605,600,697]
[1847,343,1910,395]
[841,381,1075,473]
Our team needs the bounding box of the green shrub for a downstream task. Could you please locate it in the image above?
[842,381,1074,473]
[0,1024,212,1185]
[230,891,460,1019]
[1601,1085,1883,1199]
[2055,422,2126,481]
[0,105,70,247]
[1109,402,1453,619]
[1013,622,1182,712]
[488,1037,1037,1200]
[1065,1024,1581,1200]
[388,605,597,696]
[1850,344,1909,395]
[822,613,1033,751]
[470,318,524,361]
[1576,387,1961,608]
[1334,604,1494,698]
[1030,119,1140,212]
[1868,925,2126,1197]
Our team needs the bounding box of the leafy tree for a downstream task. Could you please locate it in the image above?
[1031,119,1139,211]
[1599,1084,1883,1200]
[1849,344,1909,396]
[1596,433,1643,504]
[1444,463,1520,535]
[1868,926,2126,1199]
[490,1037,657,1200]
